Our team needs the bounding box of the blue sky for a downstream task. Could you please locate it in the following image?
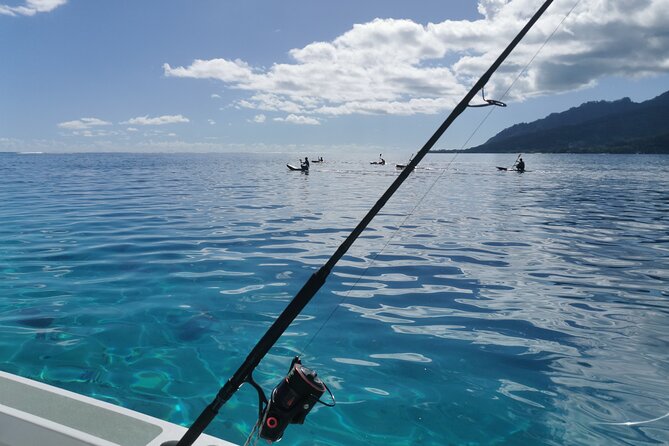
[2,0,668,153]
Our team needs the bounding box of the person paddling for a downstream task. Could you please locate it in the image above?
[515,157,525,172]
[300,157,310,171]
[379,154,385,165]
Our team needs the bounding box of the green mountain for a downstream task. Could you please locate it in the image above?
[460,90,669,154]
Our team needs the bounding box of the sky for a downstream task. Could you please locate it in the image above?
[1,0,668,154]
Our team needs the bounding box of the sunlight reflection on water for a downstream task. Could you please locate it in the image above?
[0,152,668,445]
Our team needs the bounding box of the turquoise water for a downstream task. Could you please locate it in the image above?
[1,152,668,445]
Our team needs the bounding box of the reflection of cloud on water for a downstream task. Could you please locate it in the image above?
[332,357,380,367]
[341,302,580,356]
[219,284,265,295]
[369,352,432,363]
[364,387,390,396]
[392,324,578,356]
[334,281,475,299]
[497,379,555,409]
[341,303,456,324]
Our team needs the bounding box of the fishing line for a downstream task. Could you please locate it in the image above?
[242,420,261,446]
[299,154,461,355]
[177,3,560,444]
[299,141,475,360]
[463,0,583,148]
[600,411,669,426]
[300,0,582,356]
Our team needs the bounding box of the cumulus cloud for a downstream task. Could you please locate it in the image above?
[163,59,255,83]
[164,0,669,118]
[122,114,190,126]
[57,117,111,130]
[0,0,67,16]
[252,114,266,123]
[273,114,320,125]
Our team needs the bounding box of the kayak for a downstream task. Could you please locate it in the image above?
[496,167,528,172]
[287,164,306,171]
[396,155,414,170]
[370,161,385,165]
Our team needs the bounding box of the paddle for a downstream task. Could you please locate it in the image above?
[496,154,521,171]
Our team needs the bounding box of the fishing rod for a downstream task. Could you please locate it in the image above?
[172,1,555,444]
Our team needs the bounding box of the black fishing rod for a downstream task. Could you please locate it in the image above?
[172,1,554,444]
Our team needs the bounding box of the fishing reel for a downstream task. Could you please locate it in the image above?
[248,357,335,442]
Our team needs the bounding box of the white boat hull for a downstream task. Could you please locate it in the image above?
[0,370,236,446]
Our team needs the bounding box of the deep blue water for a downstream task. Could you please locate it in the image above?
[1,152,668,445]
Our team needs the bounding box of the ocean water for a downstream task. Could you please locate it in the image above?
[0,151,668,446]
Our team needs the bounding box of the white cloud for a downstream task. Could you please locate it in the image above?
[0,0,66,16]
[0,136,376,154]
[252,114,266,123]
[126,127,139,132]
[164,0,669,117]
[70,129,118,138]
[211,94,221,99]
[208,119,216,125]
[163,59,255,83]
[57,117,111,130]
[273,114,320,125]
[122,114,190,126]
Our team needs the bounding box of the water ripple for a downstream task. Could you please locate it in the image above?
[1,153,668,445]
